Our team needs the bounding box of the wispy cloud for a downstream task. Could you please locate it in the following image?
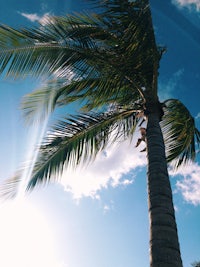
[174,205,179,212]
[103,201,115,214]
[19,12,51,25]
[159,69,184,101]
[20,13,41,22]
[170,162,200,205]
[60,138,147,200]
[172,0,200,11]
[195,112,200,120]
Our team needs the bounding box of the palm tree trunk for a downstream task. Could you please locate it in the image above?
[146,112,183,267]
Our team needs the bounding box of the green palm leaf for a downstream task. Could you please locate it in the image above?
[0,108,139,198]
[0,0,160,103]
[21,73,143,122]
[161,99,200,168]
[0,5,149,76]
[0,24,68,78]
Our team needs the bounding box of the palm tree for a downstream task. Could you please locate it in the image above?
[0,0,199,266]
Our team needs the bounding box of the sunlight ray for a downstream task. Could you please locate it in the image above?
[17,90,55,198]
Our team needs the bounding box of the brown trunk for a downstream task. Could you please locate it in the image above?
[146,112,183,267]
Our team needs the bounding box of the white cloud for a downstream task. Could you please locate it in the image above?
[170,162,200,205]
[60,138,147,200]
[103,205,110,212]
[19,12,51,25]
[172,0,200,11]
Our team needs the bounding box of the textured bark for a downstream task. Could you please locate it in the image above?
[146,112,183,267]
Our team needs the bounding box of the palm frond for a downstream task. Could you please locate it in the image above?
[0,172,22,200]
[64,0,160,93]
[0,24,67,78]
[161,99,200,168]
[0,109,139,198]
[0,0,160,100]
[21,71,143,123]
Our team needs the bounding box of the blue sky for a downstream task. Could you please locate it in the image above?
[0,1,200,267]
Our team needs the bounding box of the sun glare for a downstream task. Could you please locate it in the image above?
[18,90,56,197]
[18,117,50,196]
[0,90,65,267]
[0,199,63,267]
